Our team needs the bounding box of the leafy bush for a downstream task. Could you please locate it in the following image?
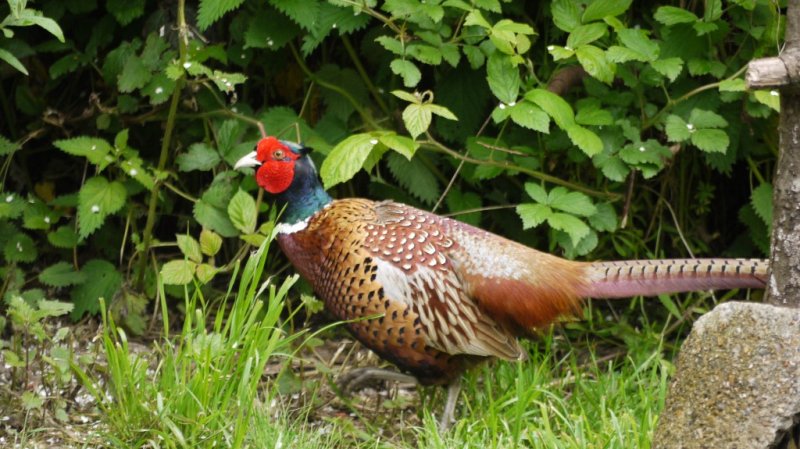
[0,0,780,429]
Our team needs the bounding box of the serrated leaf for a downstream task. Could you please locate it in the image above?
[195,264,218,284]
[39,262,87,287]
[118,55,151,93]
[386,152,440,204]
[402,104,433,139]
[177,234,203,263]
[375,36,404,55]
[524,182,549,204]
[194,200,238,238]
[617,28,659,62]
[106,0,145,25]
[47,226,79,249]
[390,59,421,88]
[54,137,112,165]
[244,10,300,50]
[750,183,773,226]
[664,115,691,142]
[200,229,222,256]
[320,133,379,188]
[177,143,221,172]
[691,129,729,153]
[654,6,698,25]
[566,124,603,156]
[575,44,614,84]
[551,0,581,32]
[78,177,127,238]
[689,109,728,128]
[650,57,683,81]
[270,0,320,30]
[0,134,19,156]
[581,0,632,22]
[197,0,245,30]
[71,259,122,319]
[487,52,520,104]
[753,90,780,112]
[3,233,36,263]
[548,187,597,216]
[593,153,630,182]
[517,203,552,229]
[380,133,419,159]
[510,101,550,133]
[588,202,618,231]
[228,190,257,234]
[548,212,590,246]
[160,260,195,285]
[525,88,575,128]
[566,23,607,49]
[719,78,746,92]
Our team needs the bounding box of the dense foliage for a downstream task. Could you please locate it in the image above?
[0,0,782,438]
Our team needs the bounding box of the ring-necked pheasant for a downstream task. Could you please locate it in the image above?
[235,136,768,428]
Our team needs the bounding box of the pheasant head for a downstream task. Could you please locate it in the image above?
[235,137,331,225]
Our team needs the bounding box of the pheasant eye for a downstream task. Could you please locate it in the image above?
[273,150,285,160]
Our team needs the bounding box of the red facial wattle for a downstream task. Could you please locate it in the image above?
[256,161,295,194]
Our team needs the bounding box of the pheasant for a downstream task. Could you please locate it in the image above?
[235,136,768,428]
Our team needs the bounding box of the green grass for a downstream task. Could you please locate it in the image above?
[73,232,672,448]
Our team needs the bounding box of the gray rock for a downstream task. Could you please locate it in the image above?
[654,301,800,449]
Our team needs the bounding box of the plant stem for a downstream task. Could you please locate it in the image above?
[134,0,188,290]
[341,34,391,118]
[422,134,621,200]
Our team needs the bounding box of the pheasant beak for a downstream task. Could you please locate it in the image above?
[234,151,261,170]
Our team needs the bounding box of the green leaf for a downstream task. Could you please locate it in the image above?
[142,73,176,105]
[106,0,145,25]
[21,392,44,411]
[650,57,683,81]
[198,0,245,30]
[228,190,258,234]
[270,0,321,30]
[719,78,747,92]
[689,109,728,128]
[244,10,300,50]
[551,0,581,32]
[77,176,127,239]
[525,88,575,128]
[575,44,614,84]
[390,59,422,88]
[118,55,151,93]
[566,124,603,157]
[160,260,195,285]
[588,202,618,231]
[582,0,632,22]
[320,133,380,188]
[516,203,552,229]
[691,129,729,153]
[463,46,486,69]
[548,187,597,216]
[177,143,222,172]
[380,133,419,159]
[664,115,691,142]
[575,103,613,126]
[39,262,87,287]
[194,200,238,238]
[428,104,458,121]
[658,294,682,320]
[654,6,698,25]
[71,259,122,319]
[593,153,630,182]
[548,212,591,246]
[386,152,440,205]
[548,45,575,61]
[566,23,607,49]
[510,101,550,133]
[47,226,79,249]
[407,44,442,65]
[0,134,19,156]
[177,234,203,263]
[195,263,218,284]
[704,0,723,22]
[751,183,773,226]
[753,90,780,112]
[54,136,113,166]
[3,233,36,263]
[464,9,491,28]
[16,9,65,42]
[524,183,549,204]
[402,104,433,139]
[375,36,404,55]
[0,48,29,75]
[200,229,223,256]
[616,28,659,61]
[487,53,520,104]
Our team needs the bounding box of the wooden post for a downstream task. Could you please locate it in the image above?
[747,0,800,307]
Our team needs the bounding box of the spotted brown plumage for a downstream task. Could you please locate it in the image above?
[235,137,769,427]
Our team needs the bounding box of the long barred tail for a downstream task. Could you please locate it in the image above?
[579,258,769,299]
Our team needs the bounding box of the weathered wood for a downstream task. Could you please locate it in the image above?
[766,0,800,307]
